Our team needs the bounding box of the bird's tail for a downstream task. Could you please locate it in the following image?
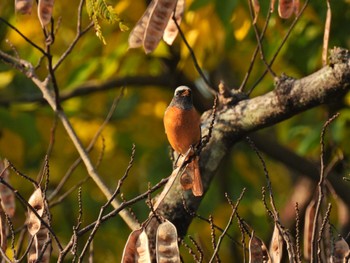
[179,152,203,197]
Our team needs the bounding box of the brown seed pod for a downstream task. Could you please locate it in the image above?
[249,231,271,263]
[269,224,283,263]
[0,206,7,254]
[122,228,151,263]
[163,0,185,45]
[278,0,296,19]
[331,237,350,263]
[128,0,156,49]
[37,0,54,27]
[27,188,45,236]
[251,0,260,24]
[303,199,317,260]
[156,220,180,263]
[0,159,15,217]
[143,0,177,54]
[27,188,51,263]
[28,223,51,263]
[15,0,34,15]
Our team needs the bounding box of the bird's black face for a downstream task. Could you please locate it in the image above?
[170,86,193,110]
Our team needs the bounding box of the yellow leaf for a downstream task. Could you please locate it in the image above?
[231,7,251,41]
[0,71,14,88]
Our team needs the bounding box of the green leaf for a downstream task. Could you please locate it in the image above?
[215,0,237,25]
[189,0,212,10]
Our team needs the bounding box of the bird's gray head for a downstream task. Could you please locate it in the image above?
[170,86,194,110]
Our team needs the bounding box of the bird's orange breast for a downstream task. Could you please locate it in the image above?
[164,106,201,155]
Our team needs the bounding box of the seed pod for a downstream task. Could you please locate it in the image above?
[28,221,51,263]
[122,229,151,263]
[163,0,185,45]
[251,0,260,24]
[37,0,54,27]
[27,188,45,236]
[269,225,283,263]
[278,0,295,19]
[0,159,15,217]
[27,188,51,263]
[249,231,271,263]
[128,0,156,49]
[304,199,319,260]
[156,220,180,263]
[0,206,7,254]
[15,0,33,15]
[330,237,349,263]
[143,0,177,54]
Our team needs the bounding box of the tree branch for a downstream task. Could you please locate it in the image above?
[154,47,350,238]
[0,74,186,107]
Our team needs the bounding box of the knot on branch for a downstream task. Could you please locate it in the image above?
[218,82,248,108]
[274,73,296,109]
[329,47,350,66]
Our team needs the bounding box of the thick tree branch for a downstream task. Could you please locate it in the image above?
[152,47,350,239]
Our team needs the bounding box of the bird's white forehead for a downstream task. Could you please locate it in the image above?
[174,86,191,95]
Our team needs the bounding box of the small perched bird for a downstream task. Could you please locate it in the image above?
[163,86,203,196]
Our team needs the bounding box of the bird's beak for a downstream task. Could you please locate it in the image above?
[182,89,190,97]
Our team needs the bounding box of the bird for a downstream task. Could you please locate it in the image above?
[163,86,203,196]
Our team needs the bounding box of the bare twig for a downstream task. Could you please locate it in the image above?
[246,136,297,261]
[0,17,47,55]
[181,236,201,262]
[181,192,239,244]
[295,202,302,263]
[48,89,123,201]
[209,189,246,263]
[0,178,62,250]
[5,160,38,187]
[239,8,272,92]
[77,145,136,262]
[316,203,332,262]
[247,0,276,78]
[248,0,310,94]
[173,14,215,94]
[53,0,94,70]
[310,113,340,262]
[188,236,204,263]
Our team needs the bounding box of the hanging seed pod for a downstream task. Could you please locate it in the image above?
[0,206,7,254]
[121,229,151,263]
[28,219,51,263]
[249,231,271,263]
[251,0,260,24]
[128,0,156,49]
[27,188,45,236]
[278,0,296,19]
[269,224,283,263]
[37,0,54,27]
[143,0,177,54]
[163,0,185,45]
[303,199,317,260]
[270,0,276,12]
[15,0,33,15]
[27,188,51,263]
[0,159,15,217]
[330,237,350,263]
[156,220,180,263]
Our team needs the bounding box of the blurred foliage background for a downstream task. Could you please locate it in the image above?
[0,0,350,261]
